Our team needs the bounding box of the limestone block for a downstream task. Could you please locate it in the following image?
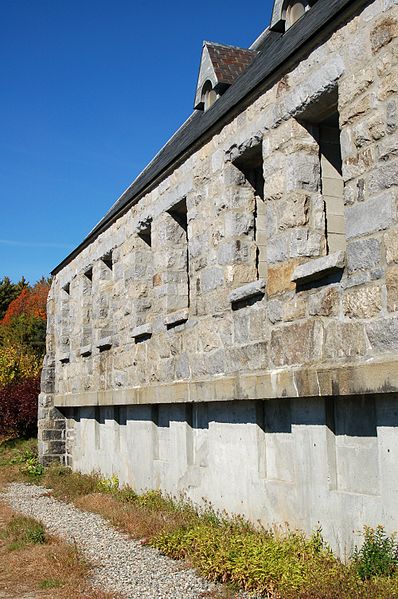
[387,100,397,132]
[267,260,299,296]
[292,251,345,284]
[343,285,382,318]
[200,267,224,293]
[165,309,189,327]
[269,320,320,367]
[385,228,398,263]
[131,323,152,339]
[323,321,367,360]
[346,192,394,238]
[277,192,309,230]
[347,238,381,272]
[282,295,307,321]
[368,160,398,193]
[366,316,398,351]
[267,299,283,323]
[309,287,340,317]
[370,16,398,53]
[229,280,265,305]
[387,266,398,311]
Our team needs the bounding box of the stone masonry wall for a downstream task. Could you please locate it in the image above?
[38,0,398,550]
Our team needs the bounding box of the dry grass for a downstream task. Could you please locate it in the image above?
[0,452,119,599]
[0,500,118,599]
[74,492,187,542]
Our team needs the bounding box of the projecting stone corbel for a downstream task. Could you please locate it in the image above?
[131,323,152,341]
[292,251,345,285]
[80,345,92,357]
[229,279,266,306]
[96,336,113,351]
[165,309,189,329]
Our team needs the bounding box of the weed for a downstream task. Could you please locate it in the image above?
[353,525,398,580]
[1,515,46,550]
[97,474,120,493]
[39,577,63,589]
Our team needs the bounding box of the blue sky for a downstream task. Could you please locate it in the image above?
[0,0,273,284]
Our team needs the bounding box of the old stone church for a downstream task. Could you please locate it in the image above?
[39,0,398,554]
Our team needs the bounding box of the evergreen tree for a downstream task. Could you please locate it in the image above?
[0,276,28,320]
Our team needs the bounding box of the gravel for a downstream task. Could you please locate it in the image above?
[1,482,215,599]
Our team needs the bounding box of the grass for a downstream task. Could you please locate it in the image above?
[3,438,398,598]
[0,437,119,599]
[1,514,46,550]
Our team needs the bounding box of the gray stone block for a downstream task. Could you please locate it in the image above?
[347,238,381,272]
[346,193,394,239]
[366,317,398,351]
[131,323,152,338]
[229,279,265,304]
[292,251,345,284]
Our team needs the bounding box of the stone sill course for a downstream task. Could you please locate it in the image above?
[54,357,398,408]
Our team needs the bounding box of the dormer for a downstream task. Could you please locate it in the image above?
[194,42,256,111]
[270,0,317,33]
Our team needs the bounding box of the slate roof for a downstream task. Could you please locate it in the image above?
[52,0,367,275]
[205,42,256,86]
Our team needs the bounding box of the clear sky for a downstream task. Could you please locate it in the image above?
[1,0,274,284]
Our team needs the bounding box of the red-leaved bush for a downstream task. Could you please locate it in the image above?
[0,376,40,438]
[1,280,49,325]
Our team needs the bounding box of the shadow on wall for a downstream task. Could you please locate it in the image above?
[62,394,398,436]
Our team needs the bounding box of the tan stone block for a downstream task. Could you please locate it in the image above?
[309,287,339,317]
[267,260,300,297]
[323,322,367,359]
[384,229,398,264]
[153,273,162,286]
[343,285,382,319]
[282,295,307,322]
[371,17,398,54]
[270,320,319,367]
[278,192,309,230]
[387,266,398,312]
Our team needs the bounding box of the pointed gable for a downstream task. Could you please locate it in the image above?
[194,42,256,110]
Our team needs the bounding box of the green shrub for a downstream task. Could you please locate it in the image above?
[97,474,120,493]
[353,526,398,580]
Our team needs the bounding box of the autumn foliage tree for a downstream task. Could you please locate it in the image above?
[0,277,50,438]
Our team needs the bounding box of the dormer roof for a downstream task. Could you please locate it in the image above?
[194,42,256,110]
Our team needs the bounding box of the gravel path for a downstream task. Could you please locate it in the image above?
[1,483,215,599]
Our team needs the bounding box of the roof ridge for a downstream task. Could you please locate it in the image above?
[203,40,255,52]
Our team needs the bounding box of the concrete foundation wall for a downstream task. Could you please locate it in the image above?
[64,394,398,556]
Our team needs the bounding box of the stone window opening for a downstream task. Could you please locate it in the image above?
[102,251,113,271]
[81,268,93,353]
[138,221,152,247]
[166,198,190,320]
[232,143,265,280]
[201,80,217,112]
[292,89,346,286]
[298,90,346,255]
[131,217,154,341]
[59,282,71,362]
